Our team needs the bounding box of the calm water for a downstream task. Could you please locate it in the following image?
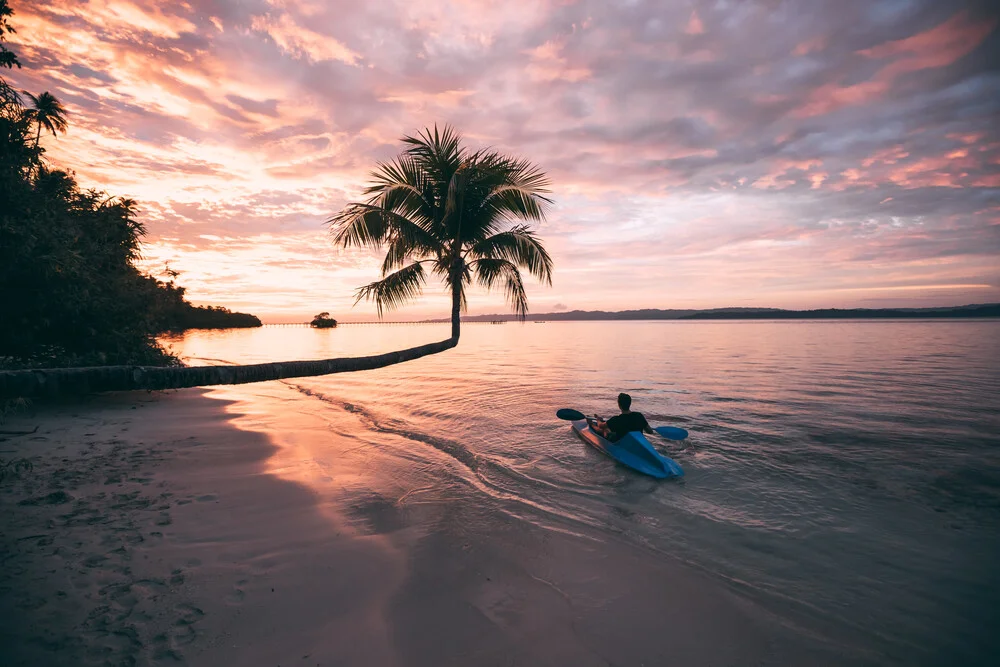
[167,320,1000,665]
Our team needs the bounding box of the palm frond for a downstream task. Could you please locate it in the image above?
[442,163,471,240]
[26,91,68,136]
[448,153,553,243]
[379,225,440,274]
[471,258,529,319]
[401,125,465,222]
[465,225,553,285]
[328,203,440,253]
[354,261,427,317]
[365,156,433,220]
[327,203,391,248]
[401,124,464,168]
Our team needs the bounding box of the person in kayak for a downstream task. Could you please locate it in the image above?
[592,393,655,442]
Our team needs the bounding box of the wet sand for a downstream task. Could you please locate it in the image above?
[0,388,851,666]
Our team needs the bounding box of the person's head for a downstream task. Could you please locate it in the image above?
[617,392,632,411]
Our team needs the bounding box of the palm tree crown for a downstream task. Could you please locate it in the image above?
[329,124,554,339]
[26,90,67,146]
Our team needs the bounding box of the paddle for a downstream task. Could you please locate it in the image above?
[654,426,689,441]
[555,409,689,441]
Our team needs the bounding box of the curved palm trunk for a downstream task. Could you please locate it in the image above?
[0,337,457,399]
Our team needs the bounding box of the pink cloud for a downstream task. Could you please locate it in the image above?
[250,13,362,65]
[5,0,998,315]
[861,145,910,168]
[793,80,888,118]
[794,11,996,118]
[858,10,998,80]
[685,10,705,36]
[525,39,592,82]
[793,36,827,56]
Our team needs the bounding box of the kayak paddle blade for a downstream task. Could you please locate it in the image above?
[556,408,586,421]
[655,426,689,441]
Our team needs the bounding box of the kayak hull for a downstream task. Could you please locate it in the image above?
[571,420,684,479]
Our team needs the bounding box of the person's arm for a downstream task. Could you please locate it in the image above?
[642,415,655,435]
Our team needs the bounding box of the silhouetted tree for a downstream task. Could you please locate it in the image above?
[25,91,67,147]
[329,124,553,341]
[0,125,555,397]
[0,6,258,373]
[0,5,555,396]
[0,0,22,109]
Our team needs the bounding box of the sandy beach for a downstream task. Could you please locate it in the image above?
[1,385,862,666]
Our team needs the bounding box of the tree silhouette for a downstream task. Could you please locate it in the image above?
[0,0,22,108]
[25,91,67,148]
[329,124,553,341]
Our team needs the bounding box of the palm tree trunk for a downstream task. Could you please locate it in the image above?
[451,278,462,340]
[0,337,458,399]
[449,254,464,341]
[35,122,41,148]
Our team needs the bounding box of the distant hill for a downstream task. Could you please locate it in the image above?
[437,303,1000,322]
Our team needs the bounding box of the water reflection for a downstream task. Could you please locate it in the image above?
[167,320,1000,663]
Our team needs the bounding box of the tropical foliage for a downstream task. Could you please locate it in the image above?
[329,124,553,339]
[25,90,66,146]
[0,3,258,370]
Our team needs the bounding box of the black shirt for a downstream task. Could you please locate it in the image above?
[605,412,651,441]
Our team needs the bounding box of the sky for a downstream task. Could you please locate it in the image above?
[6,0,1000,321]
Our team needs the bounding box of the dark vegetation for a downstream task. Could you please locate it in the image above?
[310,312,337,328]
[0,1,258,370]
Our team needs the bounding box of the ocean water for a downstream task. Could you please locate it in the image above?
[166,320,1000,665]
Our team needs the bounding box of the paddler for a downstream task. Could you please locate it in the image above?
[591,393,655,442]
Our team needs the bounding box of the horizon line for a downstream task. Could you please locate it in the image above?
[257,302,1000,325]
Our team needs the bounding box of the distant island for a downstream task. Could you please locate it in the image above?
[427,303,1000,322]
[161,304,262,331]
[310,312,338,328]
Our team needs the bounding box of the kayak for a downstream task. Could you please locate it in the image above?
[571,419,684,479]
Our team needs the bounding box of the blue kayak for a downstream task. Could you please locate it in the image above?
[571,419,684,479]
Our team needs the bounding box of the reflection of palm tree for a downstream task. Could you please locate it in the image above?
[25,91,67,147]
[0,125,556,398]
[330,124,553,341]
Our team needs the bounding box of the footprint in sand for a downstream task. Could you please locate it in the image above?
[18,490,73,506]
[150,603,205,660]
[175,602,205,625]
[152,633,184,662]
[225,579,248,605]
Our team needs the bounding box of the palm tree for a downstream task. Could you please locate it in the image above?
[0,125,555,399]
[329,124,553,341]
[25,91,67,147]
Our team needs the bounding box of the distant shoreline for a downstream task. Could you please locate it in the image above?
[258,303,1000,325]
[432,303,1000,323]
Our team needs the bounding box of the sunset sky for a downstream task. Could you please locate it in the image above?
[6,0,1000,321]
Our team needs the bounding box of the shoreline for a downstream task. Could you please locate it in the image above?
[1,385,864,666]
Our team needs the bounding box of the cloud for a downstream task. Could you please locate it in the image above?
[250,12,361,65]
[4,0,998,318]
[685,10,705,36]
